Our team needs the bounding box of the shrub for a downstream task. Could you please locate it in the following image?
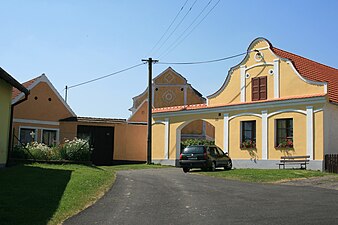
[9,138,91,162]
[181,139,215,151]
[60,138,91,161]
[10,145,29,159]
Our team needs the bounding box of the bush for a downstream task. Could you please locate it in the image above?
[9,138,91,162]
[26,142,58,160]
[60,138,91,161]
[10,145,29,159]
[181,139,215,151]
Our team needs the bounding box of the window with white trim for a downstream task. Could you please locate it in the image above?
[240,121,256,148]
[19,128,37,145]
[276,118,293,148]
[42,129,58,146]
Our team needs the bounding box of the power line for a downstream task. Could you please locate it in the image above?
[159,0,213,58]
[148,0,189,56]
[67,62,146,89]
[155,0,198,56]
[160,0,221,59]
[157,51,249,65]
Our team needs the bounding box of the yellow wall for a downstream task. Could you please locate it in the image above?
[205,122,215,139]
[59,121,147,162]
[181,120,203,135]
[186,87,205,104]
[13,82,73,121]
[128,100,148,122]
[152,123,165,159]
[124,124,147,161]
[134,92,148,111]
[154,86,184,108]
[0,79,12,166]
[154,70,186,85]
[268,112,306,159]
[314,111,324,160]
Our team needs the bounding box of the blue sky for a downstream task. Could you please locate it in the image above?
[1,0,338,118]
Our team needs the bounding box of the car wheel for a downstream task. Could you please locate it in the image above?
[183,168,190,173]
[225,160,232,170]
[210,162,216,172]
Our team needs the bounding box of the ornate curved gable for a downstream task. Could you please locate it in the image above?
[207,38,327,106]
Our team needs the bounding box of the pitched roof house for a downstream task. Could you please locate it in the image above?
[11,74,147,165]
[12,74,75,146]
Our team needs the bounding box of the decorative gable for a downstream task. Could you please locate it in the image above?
[153,67,187,85]
[207,38,327,106]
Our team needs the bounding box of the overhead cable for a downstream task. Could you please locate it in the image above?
[155,0,198,55]
[67,62,146,89]
[158,0,213,58]
[160,0,221,59]
[157,51,249,65]
[148,0,189,55]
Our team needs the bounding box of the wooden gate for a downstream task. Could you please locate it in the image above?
[325,154,338,173]
[77,125,114,165]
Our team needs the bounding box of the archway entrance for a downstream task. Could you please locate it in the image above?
[180,119,215,152]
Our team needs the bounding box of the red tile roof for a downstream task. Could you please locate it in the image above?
[153,93,326,113]
[12,75,42,100]
[272,47,338,104]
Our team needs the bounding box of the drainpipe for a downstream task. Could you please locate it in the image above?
[6,91,30,166]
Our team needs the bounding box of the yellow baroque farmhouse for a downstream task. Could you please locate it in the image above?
[151,37,338,170]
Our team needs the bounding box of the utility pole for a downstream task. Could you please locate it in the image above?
[142,58,158,164]
[65,85,68,103]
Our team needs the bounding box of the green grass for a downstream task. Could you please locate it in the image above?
[196,168,334,183]
[0,163,163,225]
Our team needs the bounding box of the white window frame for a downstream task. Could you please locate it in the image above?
[41,128,60,146]
[18,126,38,144]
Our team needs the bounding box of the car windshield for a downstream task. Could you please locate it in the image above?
[183,146,205,154]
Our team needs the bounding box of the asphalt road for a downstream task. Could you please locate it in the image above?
[64,168,338,225]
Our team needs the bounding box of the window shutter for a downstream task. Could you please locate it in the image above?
[252,78,260,101]
[259,76,267,100]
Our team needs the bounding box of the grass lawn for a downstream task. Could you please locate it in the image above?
[0,163,163,225]
[196,168,335,183]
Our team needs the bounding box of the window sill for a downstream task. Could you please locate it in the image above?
[275,147,294,150]
[240,147,257,150]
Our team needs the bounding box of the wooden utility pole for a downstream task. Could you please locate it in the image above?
[142,58,158,164]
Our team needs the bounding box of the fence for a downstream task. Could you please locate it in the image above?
[325,154,338,173]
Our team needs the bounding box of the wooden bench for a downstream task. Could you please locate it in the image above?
[278,155,310,169]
